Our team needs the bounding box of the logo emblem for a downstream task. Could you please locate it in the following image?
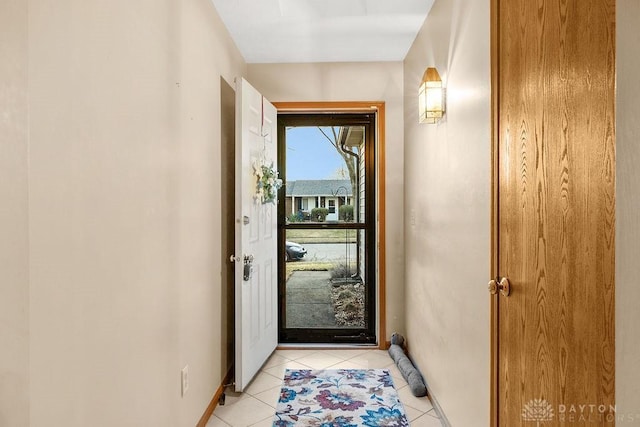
[522,399,554,425]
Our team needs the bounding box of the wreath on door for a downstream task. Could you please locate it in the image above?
[253,159,282,204]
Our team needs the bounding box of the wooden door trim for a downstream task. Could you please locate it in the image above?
[377,102,386,349]
[273,101,387,349]
[489,0,499,425]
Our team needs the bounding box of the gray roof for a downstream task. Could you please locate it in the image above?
[286,180,352,197]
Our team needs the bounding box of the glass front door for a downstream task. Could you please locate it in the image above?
[277,113,376,344]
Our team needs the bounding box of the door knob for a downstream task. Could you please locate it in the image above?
[488,277,511,297]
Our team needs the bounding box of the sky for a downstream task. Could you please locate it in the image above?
[285,126,349,181]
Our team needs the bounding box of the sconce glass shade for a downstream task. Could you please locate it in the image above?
[419,67,445,124]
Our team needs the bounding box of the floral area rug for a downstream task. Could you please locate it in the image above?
[273,369,409,426]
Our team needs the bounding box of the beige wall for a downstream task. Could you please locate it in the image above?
[617,0,640,421]
[0,0,30,425]
[1,0,245,425]
[247,62,406,341]
[403,0,491,425]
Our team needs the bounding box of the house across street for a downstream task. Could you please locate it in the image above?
[285,179,353,222]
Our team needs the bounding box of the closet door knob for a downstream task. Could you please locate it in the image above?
[488,277,511,297]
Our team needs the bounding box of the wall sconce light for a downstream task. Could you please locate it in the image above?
[418,67,445,124]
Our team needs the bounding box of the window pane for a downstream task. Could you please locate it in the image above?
[285,126,365,224]
[284,229,366,329]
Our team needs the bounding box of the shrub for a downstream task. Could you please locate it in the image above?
[330,263,356,279]
[343,302,359,314]
[339,205,354,221]
[338,290,354,300]
[287,213,300,223]
[311,207,329,222]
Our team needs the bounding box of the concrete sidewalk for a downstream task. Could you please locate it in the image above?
[285,270,336,328]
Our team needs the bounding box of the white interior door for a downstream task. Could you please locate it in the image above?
[234,78,278,392]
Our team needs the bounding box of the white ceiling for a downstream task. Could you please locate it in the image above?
[211,0,435,63]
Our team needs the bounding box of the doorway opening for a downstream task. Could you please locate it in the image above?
[277,111,378,344]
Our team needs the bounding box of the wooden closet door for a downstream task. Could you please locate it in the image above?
[493,0,615,425]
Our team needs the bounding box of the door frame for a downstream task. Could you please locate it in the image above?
[273,101,387,349]
[220,77,236,384]
[490,0,499,424]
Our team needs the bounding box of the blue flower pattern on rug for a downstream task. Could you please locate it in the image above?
[273,369,409,426]
[280,388,298,403]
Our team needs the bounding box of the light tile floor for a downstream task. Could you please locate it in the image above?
[207,349,442,426]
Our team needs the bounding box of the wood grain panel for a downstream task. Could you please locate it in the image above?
[495,0,615,425]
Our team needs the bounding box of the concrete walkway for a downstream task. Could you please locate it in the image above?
[285,270,336,328]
